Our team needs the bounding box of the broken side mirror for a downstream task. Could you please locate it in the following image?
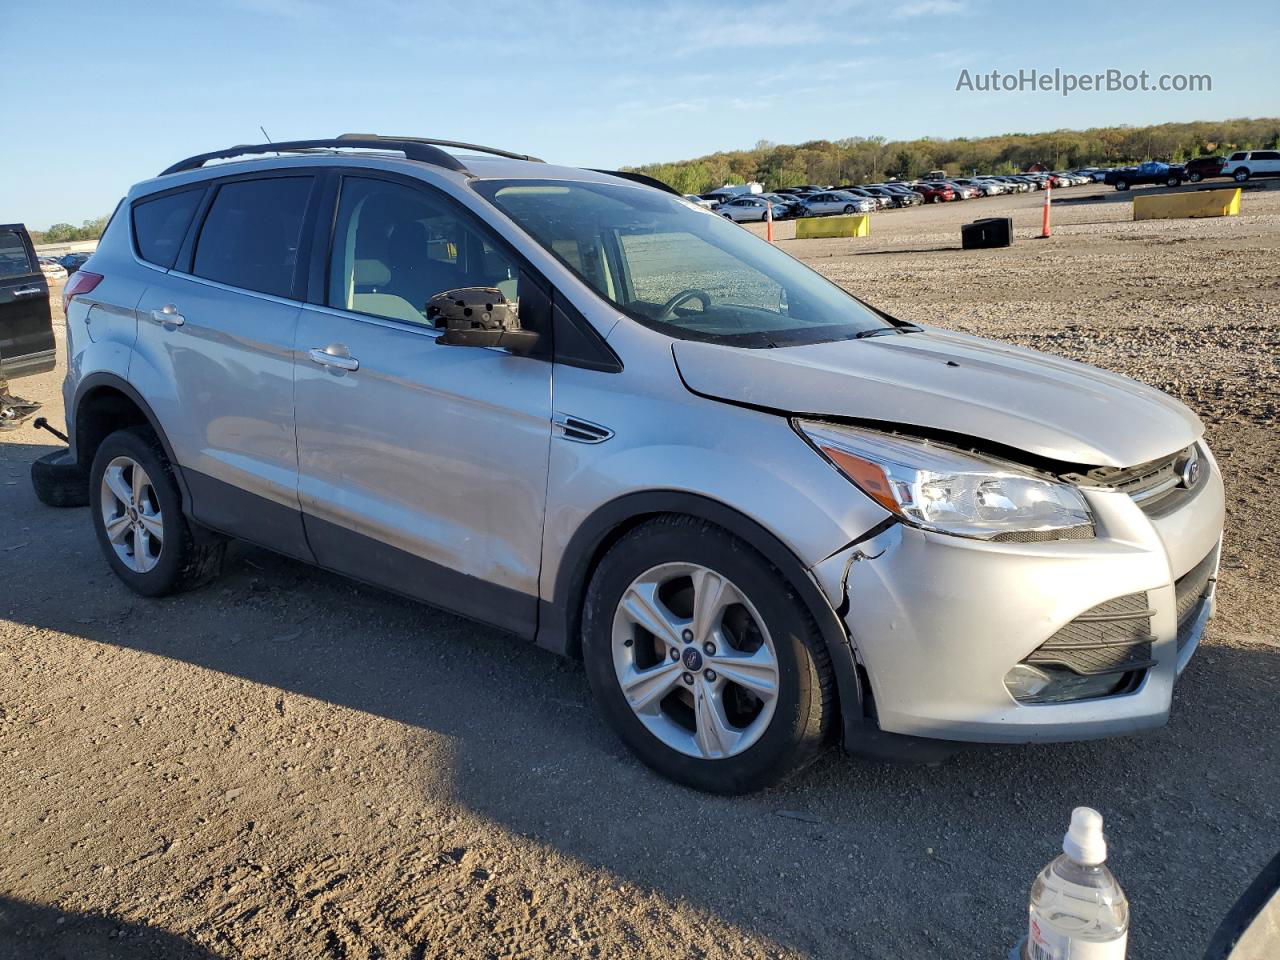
[428,287,540,356]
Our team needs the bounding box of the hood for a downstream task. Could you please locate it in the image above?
[672,329,1202,468]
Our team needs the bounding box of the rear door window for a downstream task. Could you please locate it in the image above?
[0,229,35,278]
[193,177,313,298]
[132,189,203,269]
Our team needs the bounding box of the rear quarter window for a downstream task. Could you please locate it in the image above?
[0,229,35,278]
[192,177,313,299]
[132,189,203,269]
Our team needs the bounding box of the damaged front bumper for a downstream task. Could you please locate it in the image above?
[811,457,1225,745]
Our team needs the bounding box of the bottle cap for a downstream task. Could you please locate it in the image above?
[1063,806,1107,865]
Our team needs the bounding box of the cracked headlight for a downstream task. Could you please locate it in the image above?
[796,421,1092,541]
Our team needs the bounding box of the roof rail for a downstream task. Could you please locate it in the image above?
[589,170,682,196]
[158,137,470,176]
[339,133,544,164]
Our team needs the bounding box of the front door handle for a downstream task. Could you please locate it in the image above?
[308,344,359,371]
[11,287,42,297]
[151,304,185,326]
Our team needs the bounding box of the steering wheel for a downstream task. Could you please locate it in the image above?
[657,288,711,321]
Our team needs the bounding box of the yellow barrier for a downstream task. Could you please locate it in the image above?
[1133,188,1241,221]
[795,214,870,239]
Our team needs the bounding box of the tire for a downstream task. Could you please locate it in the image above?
[89,426,225,597]
[1188,172,1203,183]
[31,448,89,508]
[1166,176,1180,187]
[843,204,855,214]
[1234,168,1250,182]
[1114,180,1129,191]
[581,515,836,794]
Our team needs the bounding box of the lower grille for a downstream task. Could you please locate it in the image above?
[1025,592,1155,677]
[1175,549,1217,651]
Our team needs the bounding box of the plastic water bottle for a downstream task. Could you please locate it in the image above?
[1023,807,1129,960]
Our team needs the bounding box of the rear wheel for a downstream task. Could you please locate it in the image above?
[89,426,225,597]
[1188,172,1203,183]
[1234,168,1251,182]
[1114,179,1129,191]
[582,516,835,794]
[1166,176,1180,187]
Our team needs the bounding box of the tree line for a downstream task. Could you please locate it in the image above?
[625,117,1280,194]
[30,215,112,245]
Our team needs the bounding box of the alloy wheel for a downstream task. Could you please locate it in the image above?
[99,456,164,573]
[611,562,779,760]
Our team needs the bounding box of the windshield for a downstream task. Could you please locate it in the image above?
[472,178,893,347]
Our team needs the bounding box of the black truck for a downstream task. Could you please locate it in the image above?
[1103,162,1185,191]
[1,223,54,429]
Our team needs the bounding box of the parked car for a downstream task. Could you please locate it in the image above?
[942,181,978,199]
[1,223,54,429]
[801,191,875,216]
[873,184,924,206]
[1182,157,1225,183]
[1221,150,1280,183]
[683,194,716,209]
[952,178,1001,197]
[994,176,1032,193]
[1104,162,1185,191]
[58,135,1224,794]
[38,258,68,281]
[832,187,889,210]
[910,181,955,203]
[759,194,804,219]
[58,252,93,274]
[717,195,776,222]
[860,186,914,208]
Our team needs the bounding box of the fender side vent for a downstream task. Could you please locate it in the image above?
[554,414,613,444]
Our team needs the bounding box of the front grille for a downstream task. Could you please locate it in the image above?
[1063,444,1202,515]
[1175,549,1217,651]
[1025,592,1156,677]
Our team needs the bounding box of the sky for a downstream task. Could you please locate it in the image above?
[3,0,1278,228]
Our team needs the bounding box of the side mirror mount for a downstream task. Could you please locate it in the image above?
[429,287,540,356]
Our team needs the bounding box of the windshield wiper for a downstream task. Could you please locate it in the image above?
[853,324,922,339]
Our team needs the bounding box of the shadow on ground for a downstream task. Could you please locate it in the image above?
[0,896,221,960]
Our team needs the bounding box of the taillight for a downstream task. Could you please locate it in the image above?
[62,271,103,314]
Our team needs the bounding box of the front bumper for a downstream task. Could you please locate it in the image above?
[812,451,1225,744]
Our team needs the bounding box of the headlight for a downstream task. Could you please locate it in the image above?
[796,421,1092,541]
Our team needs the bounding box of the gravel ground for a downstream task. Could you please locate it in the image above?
[2,181,1277,960]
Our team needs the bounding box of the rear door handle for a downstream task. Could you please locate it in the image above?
[308,345,359,371]
[150,304,185,326]
[11,287,42,297]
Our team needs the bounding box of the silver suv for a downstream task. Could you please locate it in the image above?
[62,135,1224,793]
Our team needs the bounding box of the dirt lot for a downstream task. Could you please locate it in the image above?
[2,182,1277,960]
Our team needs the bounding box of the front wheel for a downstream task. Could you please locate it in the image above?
[843,204,855,213]
[1234,168,1250,182]
[89,426,225,597]
[1114,180,1129,191]
[1188,172,1203,183]
[1166,176,1181,187]
[582,516,836,794]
